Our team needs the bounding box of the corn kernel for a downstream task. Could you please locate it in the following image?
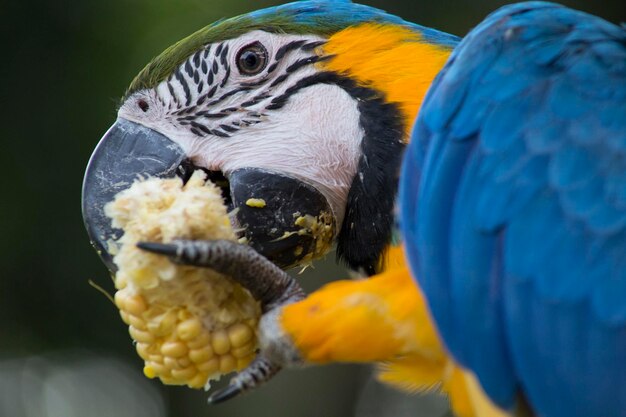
[219,355,237,374]
[228,323,254,348]
[143,366,157,379]
[129,326,155,343]
[189,346,214,363]
[237,355,255,370]
[148,311,177,337]
[146,361,168,375]
[114,291,126,310]
[197,358,219,374]
[136,343,151,360]
[187,372,209,389]
[125,294,147,315]
[177,309,192,321]
[171,366,197,380]
[160,376,185,386]
[187,333,211,349]
[231,343,255,359]
[211,330,231,355]
[177,318,202,341]
[164,357,180,370]
[148,354,163,364]
[161,341,188,358]
[119,311,131,325]
[128,315,146,330]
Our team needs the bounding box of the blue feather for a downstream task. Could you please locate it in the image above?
[249,1,460,48]
[400,2,626,416]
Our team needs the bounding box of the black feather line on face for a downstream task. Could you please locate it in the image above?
[328,76,405,275]
[258,71,405,274]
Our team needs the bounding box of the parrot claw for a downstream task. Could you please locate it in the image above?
[138,239,305,402]
[137,239,305,312]
[208,355,281,404]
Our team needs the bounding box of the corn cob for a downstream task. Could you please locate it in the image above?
[104,171,260,389]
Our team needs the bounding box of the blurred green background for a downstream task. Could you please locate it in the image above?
[1,1,623,416]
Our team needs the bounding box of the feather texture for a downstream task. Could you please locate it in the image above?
[400,2,626,416]
[126,0,457,96]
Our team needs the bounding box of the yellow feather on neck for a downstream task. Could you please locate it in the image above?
[320,24,452,134]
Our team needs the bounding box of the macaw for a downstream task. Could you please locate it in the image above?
[81,0,626,416]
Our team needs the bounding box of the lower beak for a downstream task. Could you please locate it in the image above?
[229,169,335,269]
[81,118,186,271]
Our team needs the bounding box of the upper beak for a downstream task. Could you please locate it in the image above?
[82,118,186,271]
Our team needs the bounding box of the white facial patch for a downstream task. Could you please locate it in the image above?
[192,83,362,228]
[118,30,365,231]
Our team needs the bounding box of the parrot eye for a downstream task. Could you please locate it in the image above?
[236,42,268,75]
[137,99,149,112]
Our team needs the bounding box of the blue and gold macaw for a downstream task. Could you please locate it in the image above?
[81,0,625,416]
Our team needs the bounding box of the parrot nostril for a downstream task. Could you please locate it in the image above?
[137,99,149,112]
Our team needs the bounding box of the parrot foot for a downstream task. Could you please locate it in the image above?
[137,239,306,401]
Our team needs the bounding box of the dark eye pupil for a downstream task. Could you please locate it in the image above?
[242,51,258,69]
[236,42,267,75]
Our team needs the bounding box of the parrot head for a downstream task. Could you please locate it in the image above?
[82,0,457,274]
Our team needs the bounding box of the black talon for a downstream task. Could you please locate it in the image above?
[136,241,179,257]
[208,355,282,404]
[208,385,243,404]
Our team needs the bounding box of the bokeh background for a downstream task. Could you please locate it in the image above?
[1,1,623,416]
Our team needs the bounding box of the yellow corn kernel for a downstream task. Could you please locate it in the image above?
[143,365,157,379]
[171,366,197,380]
[197,358,220,374]
[219,355,237,374]
[149,354,163,364]
[161,341,188,358]
[237,355,255,371]
[148,311,177,337]
[245,198,266,208]
[177,309,192,321]
[189,346,214,363]
[228,323,254,348]
[160,376,185,386]
[129,326,155,343]
[131,268,159,289]
[187,333,211,350]
[187,372,209,389]
[231,343,255,359]
[164,357,181,370]
[136,343,151,360]
[178,357,191,368]
[177,318,202,341]
[125,294,147,315]
[211,330,231,355]
[146,361,168,376]
[114,292,127,309]
[119,311,131,325]
[128,315,146,330]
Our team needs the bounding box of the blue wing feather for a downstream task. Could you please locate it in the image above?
[400,2,626,416]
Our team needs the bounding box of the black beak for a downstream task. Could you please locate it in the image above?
[82,118,186,271]
[229,169,335,269]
